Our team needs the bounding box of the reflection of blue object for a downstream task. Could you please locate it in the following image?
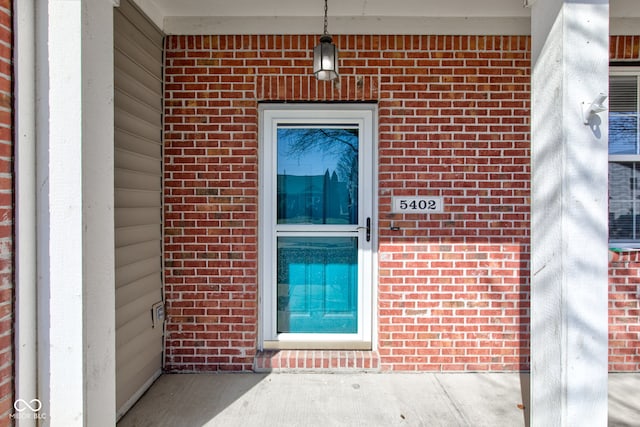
[610,113,638,155]
[277,237,358,334]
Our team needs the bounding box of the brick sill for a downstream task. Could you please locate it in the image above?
[253,350,380,373]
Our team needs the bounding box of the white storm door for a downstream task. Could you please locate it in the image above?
[260,105,375,349]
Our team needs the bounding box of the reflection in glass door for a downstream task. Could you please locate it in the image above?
[260,106,374,348]
[277,127,359,225]
[277,126,359,333]
[277,236,358,333]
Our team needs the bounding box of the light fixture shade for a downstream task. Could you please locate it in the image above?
[313,35,339,81]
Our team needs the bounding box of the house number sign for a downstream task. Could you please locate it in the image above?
[391,196,444,213]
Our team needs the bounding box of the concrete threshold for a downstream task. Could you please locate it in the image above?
[117,372,640,427]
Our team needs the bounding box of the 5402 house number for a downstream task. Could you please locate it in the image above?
[392,196,444,213]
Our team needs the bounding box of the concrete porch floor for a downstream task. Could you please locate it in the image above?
[117,373,640,426]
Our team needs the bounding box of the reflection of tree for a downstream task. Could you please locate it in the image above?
[279,128,358,183]
[279,128,359,224]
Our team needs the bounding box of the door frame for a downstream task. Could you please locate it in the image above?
[258,103,378,350]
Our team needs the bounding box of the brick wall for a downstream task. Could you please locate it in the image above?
[0,0,11,422]
[608,36,640,372]
[164,34,531,372]
[609,251,640,371]
[163,33,640,373]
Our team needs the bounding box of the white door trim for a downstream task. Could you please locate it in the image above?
[258,103,378,350]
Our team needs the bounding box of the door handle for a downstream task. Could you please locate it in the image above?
[357,217,371,242]
[364,217,371,242]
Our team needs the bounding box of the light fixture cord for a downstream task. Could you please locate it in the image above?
[323,0,329,35]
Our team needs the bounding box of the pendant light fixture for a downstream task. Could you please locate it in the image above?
[313,0,339,81]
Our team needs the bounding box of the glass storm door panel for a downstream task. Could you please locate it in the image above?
[277,127,359,226]
[277,237,358,333]
[261,105,374,347]
[276,126,359,334]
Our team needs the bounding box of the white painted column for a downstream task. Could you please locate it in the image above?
[14,1,38,426]
[530,0,609,426]
[82,0,117,424]
[35,0,115,425]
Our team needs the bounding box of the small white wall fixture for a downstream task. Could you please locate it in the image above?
[582,93,608,124]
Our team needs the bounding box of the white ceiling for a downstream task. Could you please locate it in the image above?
[145,0,530,18]
[133,0,640,35]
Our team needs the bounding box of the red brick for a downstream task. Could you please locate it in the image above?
[162,34,639,373]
